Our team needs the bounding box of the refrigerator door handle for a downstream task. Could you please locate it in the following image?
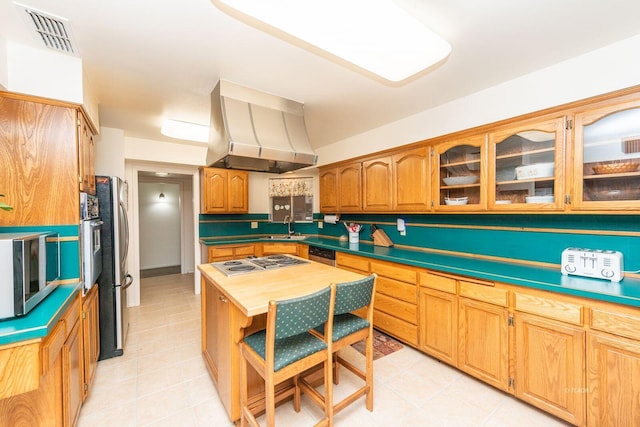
[122,274,133,290]
[120,200,130,263]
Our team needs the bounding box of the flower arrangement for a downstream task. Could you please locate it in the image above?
[0,194,13,212]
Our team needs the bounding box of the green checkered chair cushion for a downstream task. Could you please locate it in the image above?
[244,330,328,371]
[243,286,332,372]
[315,275,374,342]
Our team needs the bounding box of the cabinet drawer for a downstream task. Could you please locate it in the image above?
[373,310,418,346]
[235,245,255,256]
[209,247,234,258]
[0,341,41,398]
[420,272,456,294]
[376,276,417,304]
[591,307,640,341]
[262,243,297,255]
[370,261,417,284]
[62,295,81,329]
[514,292,583,325]
[336,253,370,273]
[459,281,507,307]
[375,293,417,324]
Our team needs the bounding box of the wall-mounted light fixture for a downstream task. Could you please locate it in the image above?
[159,192,165,200]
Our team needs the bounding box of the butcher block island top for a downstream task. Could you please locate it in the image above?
[198,256,366,316]
[198,256,367,423]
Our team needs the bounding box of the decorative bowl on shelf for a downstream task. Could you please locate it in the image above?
[495,200,512,205]
[515,162,554,180]
[592,161,639,175]
[444,197,469,205]
[525,195,554,204]
[442,175,478,186]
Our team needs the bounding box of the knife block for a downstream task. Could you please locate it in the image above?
[372,229,393,247]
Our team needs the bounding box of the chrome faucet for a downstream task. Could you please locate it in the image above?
[283,215,294,235]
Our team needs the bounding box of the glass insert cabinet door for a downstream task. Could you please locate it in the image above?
[434,134,486,210]
[488,117,565,210]
[573,100,640,210]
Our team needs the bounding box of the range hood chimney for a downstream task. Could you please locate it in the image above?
[206,80,317,173]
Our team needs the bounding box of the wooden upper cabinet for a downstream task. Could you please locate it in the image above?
[363,156,392,211]
[393,147,430,211]
[200,167,248,214]
[78,111,96,195]
[0,93,80,225]
[488,116,566,211]
[433,135,486,211]
[571,97,640,211]
[319,168,338,212]
[337,162,362,212]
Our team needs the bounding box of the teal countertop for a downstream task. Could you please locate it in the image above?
[202,235,640,308]
[0,282,81,346]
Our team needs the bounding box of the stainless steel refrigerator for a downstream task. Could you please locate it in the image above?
[96,176,132,359]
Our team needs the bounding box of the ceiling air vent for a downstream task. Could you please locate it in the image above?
[17,4,78,55]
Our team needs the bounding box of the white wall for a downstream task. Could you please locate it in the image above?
[138,181,181,269]
[0,37,7,90]
[95,127,126,178]
[125,136,207,165]
[316,34,640,166]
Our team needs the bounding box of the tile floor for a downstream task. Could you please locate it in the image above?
[77,272,570,427]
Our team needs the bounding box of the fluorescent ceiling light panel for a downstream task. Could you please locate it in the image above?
[161,119,209,143]
[213,0,451,83]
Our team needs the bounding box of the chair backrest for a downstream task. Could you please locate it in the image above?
[274,286,333,339]
[334,274,376,315]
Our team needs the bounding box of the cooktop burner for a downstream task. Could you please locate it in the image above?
[211,254,310,277]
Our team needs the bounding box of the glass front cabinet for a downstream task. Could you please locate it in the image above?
[572,98,640,210]
[488,117,566,211]
[433,134,486,211]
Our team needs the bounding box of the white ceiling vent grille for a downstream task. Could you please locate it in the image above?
[18,5,78,55]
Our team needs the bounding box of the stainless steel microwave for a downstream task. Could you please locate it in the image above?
[0,232,60,319]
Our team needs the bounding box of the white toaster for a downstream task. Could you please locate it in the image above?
[561,248,624,282]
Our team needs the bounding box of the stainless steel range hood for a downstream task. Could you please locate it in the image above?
[206,80,317,173]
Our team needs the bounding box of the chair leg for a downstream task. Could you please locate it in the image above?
[332,352,339,385]
[293,374,301,412]
[240,347,249,427]
[365,330,374,411]
[265,376,276,427]
[324,358,334,427]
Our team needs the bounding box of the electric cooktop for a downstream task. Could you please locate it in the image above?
[210,254,310,277]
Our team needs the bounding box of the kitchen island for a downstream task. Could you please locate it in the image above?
[198,258,365,424]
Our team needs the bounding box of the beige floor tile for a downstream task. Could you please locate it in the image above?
[192,398,234,427]
[136,382,191,425]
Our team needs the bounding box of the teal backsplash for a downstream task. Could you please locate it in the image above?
[0,225,80,280]
[199,213,640,272]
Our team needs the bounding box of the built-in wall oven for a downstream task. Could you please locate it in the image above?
[81,218,103,294]
[308,245,336,267]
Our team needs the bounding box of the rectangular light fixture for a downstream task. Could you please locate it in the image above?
[212,0,451,83]
[160,119,209,143]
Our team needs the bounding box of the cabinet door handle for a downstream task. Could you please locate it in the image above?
[219,295,228,303]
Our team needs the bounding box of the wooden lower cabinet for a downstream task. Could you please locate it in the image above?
[458,296,510,391]
[82,285,100,399]
[63,320,83,427]
[206,244,256,262]
[514,313,585,425]
[419,287,457,365]
[259,242,299,256]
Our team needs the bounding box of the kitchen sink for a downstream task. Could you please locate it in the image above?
[264,235,307,240]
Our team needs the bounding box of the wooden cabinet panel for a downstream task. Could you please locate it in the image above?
[319,168,338,212]
[458,281,507,307]
[514,292,583,325]
[0,95,79,225]
[0,342,41,399]
[370,260,417,284]
[458,297,509,391]
[336,252,370,273]
[419,272,456,294]
[373,309,418,346]
[587,332,640,427]
[260,243,298,256]
[419,287,457,365]
[200,168,248,214]
[375,276,417,304]
[590,307,640,341]
[362,156,393,211]
[63,320,83,427]
[514,313,585,426]
[207,244,256,262]
[77,111,96,195]
[393,147,430,211]
[375,293,417,324]
[337,163,362,211]
[82,285,100,400]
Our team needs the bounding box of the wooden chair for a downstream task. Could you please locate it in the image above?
[300,274,376,422]
[240,285,336,427]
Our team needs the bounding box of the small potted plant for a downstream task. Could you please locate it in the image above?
[0,194,13,212]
